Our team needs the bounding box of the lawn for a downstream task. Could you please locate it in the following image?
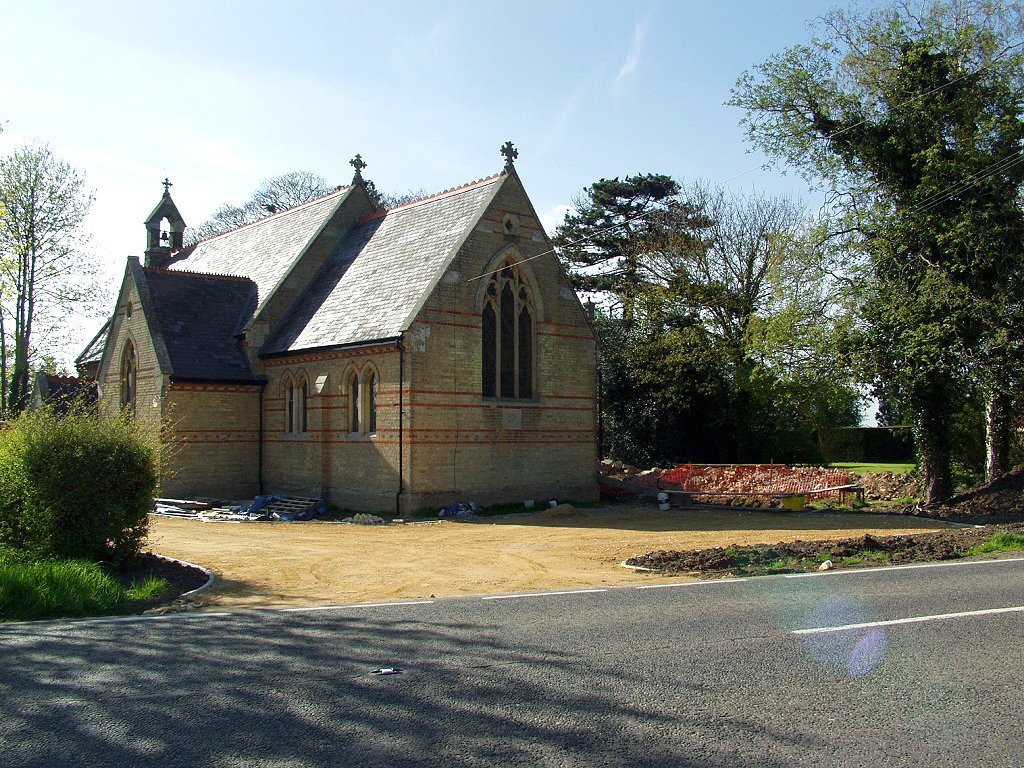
[829,462,917,475]
[0,546,168,622]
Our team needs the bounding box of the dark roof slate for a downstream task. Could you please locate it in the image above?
[264,174,502,354]
[167,187,351,319]
[35,373,98,410]
[76,317,112,367]
[144,269,258,381]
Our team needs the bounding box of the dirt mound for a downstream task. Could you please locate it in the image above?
[860,471,921,502]
[627,523,1024,575]
[920,465,1024,523]
[533,504,586,520]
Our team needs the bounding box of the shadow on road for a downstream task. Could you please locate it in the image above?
[0,609,807,767]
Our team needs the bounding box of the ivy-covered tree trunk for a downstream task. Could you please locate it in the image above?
[984,390,1012,481]
[917,394,954,505]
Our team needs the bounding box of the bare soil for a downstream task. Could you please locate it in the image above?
[627,524,1024,576]
[146,504,947,610]
[892,465,1024,524]
[628,465,1024,576]
[859,471,922,502]
[114,553,210,612]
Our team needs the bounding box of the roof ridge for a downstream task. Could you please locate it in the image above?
[359,172,505,223]
[46,374,82,383]
[145,266,255,284]
[189,185,352,245]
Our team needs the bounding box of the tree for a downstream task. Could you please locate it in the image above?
[559,173,859,465]
[186,171,333,243]
[730,0,1024,502]
[641,181,860,459]
[364,180,426,210]
[553,174,681,320]
[0,144,96,415]
[595,311,736,466]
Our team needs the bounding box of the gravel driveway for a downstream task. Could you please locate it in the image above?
[148,504,949,609]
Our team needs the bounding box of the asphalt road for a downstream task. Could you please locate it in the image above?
[3,557,1024,767]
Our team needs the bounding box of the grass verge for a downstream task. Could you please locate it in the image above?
[966,531,1024,556]
[0,547,170,622]
[829,462,917,475]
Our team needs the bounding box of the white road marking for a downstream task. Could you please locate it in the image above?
[793,605,1024,635]
[481,589,608,601]
[282,600,435,612]
[784,556,1024,579]
[635,578,747,590]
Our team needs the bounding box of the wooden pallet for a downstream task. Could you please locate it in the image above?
[261,496,322,516]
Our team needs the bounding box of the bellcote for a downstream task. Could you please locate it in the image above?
[144,178,187,268]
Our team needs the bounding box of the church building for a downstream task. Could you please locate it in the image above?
[81,146,599,513]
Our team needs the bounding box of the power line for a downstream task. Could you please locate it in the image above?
[912,149,1024,215]
[466,48,1022,284]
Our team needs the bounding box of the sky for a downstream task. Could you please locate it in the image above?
[0,0,843,364]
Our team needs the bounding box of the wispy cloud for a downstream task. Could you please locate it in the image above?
[538,84,586,157]
[613,7,655,89]
[539,203,572,236]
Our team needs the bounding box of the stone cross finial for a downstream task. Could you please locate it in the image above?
[350,154,367,179]
[500,141,518,168]
[162,177,173,194]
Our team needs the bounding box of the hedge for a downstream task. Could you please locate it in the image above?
[817,426,916,463]
[0,407,158,563]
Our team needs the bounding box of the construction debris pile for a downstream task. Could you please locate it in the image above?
[858,472,921,502]
[340,513,387,524]
[438,502,481,520]
[600,461,863,507]
[153,496,327,522]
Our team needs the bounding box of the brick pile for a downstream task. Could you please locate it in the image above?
[606,463,860,504]
[659,464,857,498]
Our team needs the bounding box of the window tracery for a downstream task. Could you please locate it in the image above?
[121,342,137,415]
[482,260,534,399]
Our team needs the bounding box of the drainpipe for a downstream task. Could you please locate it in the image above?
[597,362,603,460]
[258,382,266,495]
[396,334,405,516]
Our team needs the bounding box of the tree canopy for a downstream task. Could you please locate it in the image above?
[187,171,427,244]
[552,174,681,320]
[730,0,1024,502]
[0,144,97,414]
[556,174,860,466]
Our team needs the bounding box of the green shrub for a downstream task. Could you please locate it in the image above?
[0,407,158,563]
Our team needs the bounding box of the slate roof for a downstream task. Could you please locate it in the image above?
[34,373,98,413]
[144,268,259,381]
[167,187,351,318]
[76,317,111,368]
[264,174,503,354]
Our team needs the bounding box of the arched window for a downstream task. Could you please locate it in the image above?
[364,370,378,434]
[121,342,137,414]
[298,378,308,433]
[482,260,534,399]
[285,378,294,433]
[348,372,360,433]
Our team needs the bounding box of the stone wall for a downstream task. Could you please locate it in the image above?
[261,345,404,512]
[97,273,165,441]
[162,383,261,500]
[400,173,599,512]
